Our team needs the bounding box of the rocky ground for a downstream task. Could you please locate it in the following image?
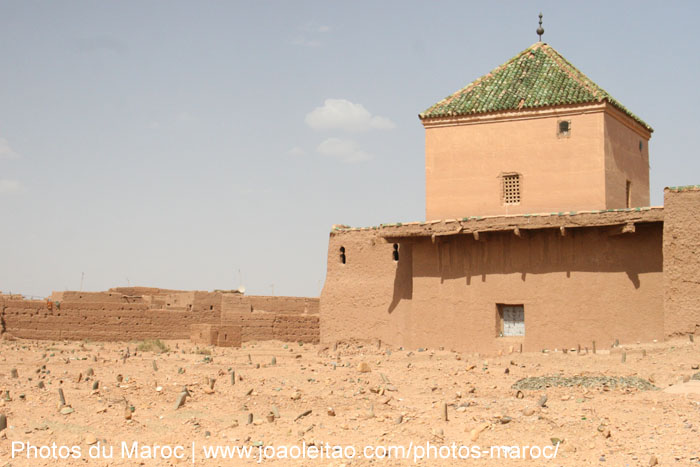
[1,336,700,466]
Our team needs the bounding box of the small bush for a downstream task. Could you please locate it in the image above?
[136,339,169,353]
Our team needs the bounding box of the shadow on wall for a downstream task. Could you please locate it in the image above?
[388,243,413,313]
[387,223,662,311]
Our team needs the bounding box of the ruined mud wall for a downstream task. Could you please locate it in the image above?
[50,291,146,303]
[1,290,319,343]
[219,312,319,344]
[219,295,320,343]
[221,294,319,315]
[190,324,242,347]
[2,292,219,341]
[663,186,700,337]
[321,216,664,353]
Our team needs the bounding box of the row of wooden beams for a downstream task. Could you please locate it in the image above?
[392,222,638,243]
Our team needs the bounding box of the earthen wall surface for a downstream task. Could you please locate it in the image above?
[190,324,218,345]
[216,325,243,347]
[220,311,319,344]
[248,296,319,314]
[272,314,320,343]
[189,324,242,347]
[603,108,651,208]
[2,298,218,341]
[321,216,664,353]
[1,290,319,343]
[425,106,606,219]
[663,187,700,336]
[424,104,651,220]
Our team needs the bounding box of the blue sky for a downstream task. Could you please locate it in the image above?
[1,1,698,298]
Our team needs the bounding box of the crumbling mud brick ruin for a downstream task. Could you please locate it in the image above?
[0,288,319,346]
[1,41,698,353]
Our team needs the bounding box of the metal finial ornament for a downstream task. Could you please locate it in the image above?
[536,13,544,41]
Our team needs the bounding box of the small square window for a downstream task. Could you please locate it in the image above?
[502,174,520,205]
[498,304,525,337]
[557,120,571,137]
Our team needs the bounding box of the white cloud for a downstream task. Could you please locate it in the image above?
[292,24,331,47]
[0,138,21,160]
[288,146,306,156]
[291,37,321,48]
[305,99,396,132]
[316,138,372,163]
[0,179,23,194]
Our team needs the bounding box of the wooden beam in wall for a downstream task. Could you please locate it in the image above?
[607,222,636,236]
[472,231,486,241]
[431,226,464,244]
[433,226,463,237]
[513,226,527,238]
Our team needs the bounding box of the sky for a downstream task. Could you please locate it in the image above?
[1,1,699,299]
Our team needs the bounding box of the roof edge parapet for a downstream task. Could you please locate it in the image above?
[665,185,700,192]
[331,206,664,235]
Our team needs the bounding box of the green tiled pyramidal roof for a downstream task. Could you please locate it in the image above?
[419,42,652,132]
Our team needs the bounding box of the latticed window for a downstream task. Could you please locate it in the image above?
[499,305,525,337]
[502,174,521,205]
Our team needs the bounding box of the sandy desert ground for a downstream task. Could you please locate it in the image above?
[1,336,700,466]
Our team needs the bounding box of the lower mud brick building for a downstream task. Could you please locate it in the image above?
[321,187,699,353]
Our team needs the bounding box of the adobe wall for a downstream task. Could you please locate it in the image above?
[221,294,319,315]
[248,296,319,314]
[1,290,319,343]
[50,291,147,303]
[222,294,253,314]
[220,312,319,343]
[321,219,664,353]
[424,105,607,219]
[663,186,700,337]
[108,287,185,296]
[190,324,242,347]
[272,314,319,343]
[1,297,219,341]
[424,104,652,220]
[603,106,651,208]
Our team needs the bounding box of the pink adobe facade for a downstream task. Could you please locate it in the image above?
[321,206,673,353]
[423,103,651,220]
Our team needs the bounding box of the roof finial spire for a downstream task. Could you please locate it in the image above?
[536,13,544,42]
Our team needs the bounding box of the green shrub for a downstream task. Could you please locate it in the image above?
[136,339,169,353]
